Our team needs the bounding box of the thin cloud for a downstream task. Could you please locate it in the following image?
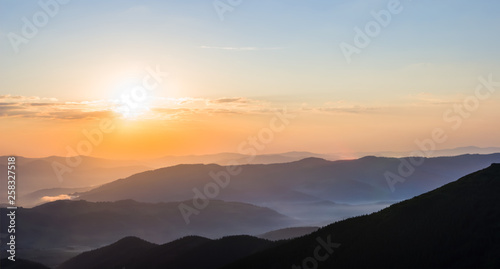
[119,5,150,16]
[0,96,114,120]
[406,92,462,105]
[0,95,58,103]
[199,46,284,51]
[0,95,275,120]
[210,97,250,104]
[308,101,384,114]
[316,106,380,114]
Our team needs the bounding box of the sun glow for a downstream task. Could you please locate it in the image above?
[110,77,156,120]
[114,100,151,119]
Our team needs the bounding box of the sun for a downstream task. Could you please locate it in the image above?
[111,87,154,120]
[114,100,151,119]
[110,78,155,120]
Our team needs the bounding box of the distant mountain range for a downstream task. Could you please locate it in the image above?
[142,146,500,163]
[143,151,332,167]
[0,156,151,206]
[0,199,294,249]
[20,187,94,207]
[225,163,500,268]
[0,152,329,207]
[355,146,500,158]
[77,153,500,225]
[2,146,499,207]
[2,149,500,268]
[57,235,275,269]
[49,163,500,268]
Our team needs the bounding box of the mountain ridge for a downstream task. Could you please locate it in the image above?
[54,163,500,268]
[57,235,276,269]
[76,153,500,225]
[223,163,500,268]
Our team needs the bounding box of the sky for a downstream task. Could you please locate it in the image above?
[1,0,500,159]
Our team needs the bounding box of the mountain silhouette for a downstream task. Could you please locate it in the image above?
[58,235,275,269]
[224,163,500,268]
[57,236,157,269]
[77,153,500,224]
[52,163,500,268]
[0,152,330,207]
[0,258,50,269]
[0,156,150,207]
[0,199,294,251]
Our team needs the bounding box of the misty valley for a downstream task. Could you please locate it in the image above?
[1,153,500,268]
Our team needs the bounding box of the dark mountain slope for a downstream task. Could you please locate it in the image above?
[138,235,212,267]
[139,235,274,269]
[0,199,295,249]
[76,153,500,225]
[78,153,500,205]
[0,258,51,269]
[224,163,500,268]
[258,226,319,241]
[58,235,275,269]
[57,236,157,269]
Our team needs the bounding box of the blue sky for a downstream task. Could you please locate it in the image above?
[1,0,500,157]
[1,0,499,101]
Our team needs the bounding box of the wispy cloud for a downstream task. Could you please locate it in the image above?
[119,5,150,16]
[406,92,462,105]
[0,96,114,120]
[149,96,269,120]
[307,101,383,114]
[209,97,251,104]
[0,95,273,120]
[0,94,58,103]
[199,46,284,51]
[316,106,380,114]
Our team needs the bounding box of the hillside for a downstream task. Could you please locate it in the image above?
[54,163,500,268]
[77,153,500,224]
[58,235,275,269]
[57,236,158,269]
[258,226,319,241]
[0,258,51,269]
[224,163,500,268]
[0,156,151,207]
[0,199,295,249]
